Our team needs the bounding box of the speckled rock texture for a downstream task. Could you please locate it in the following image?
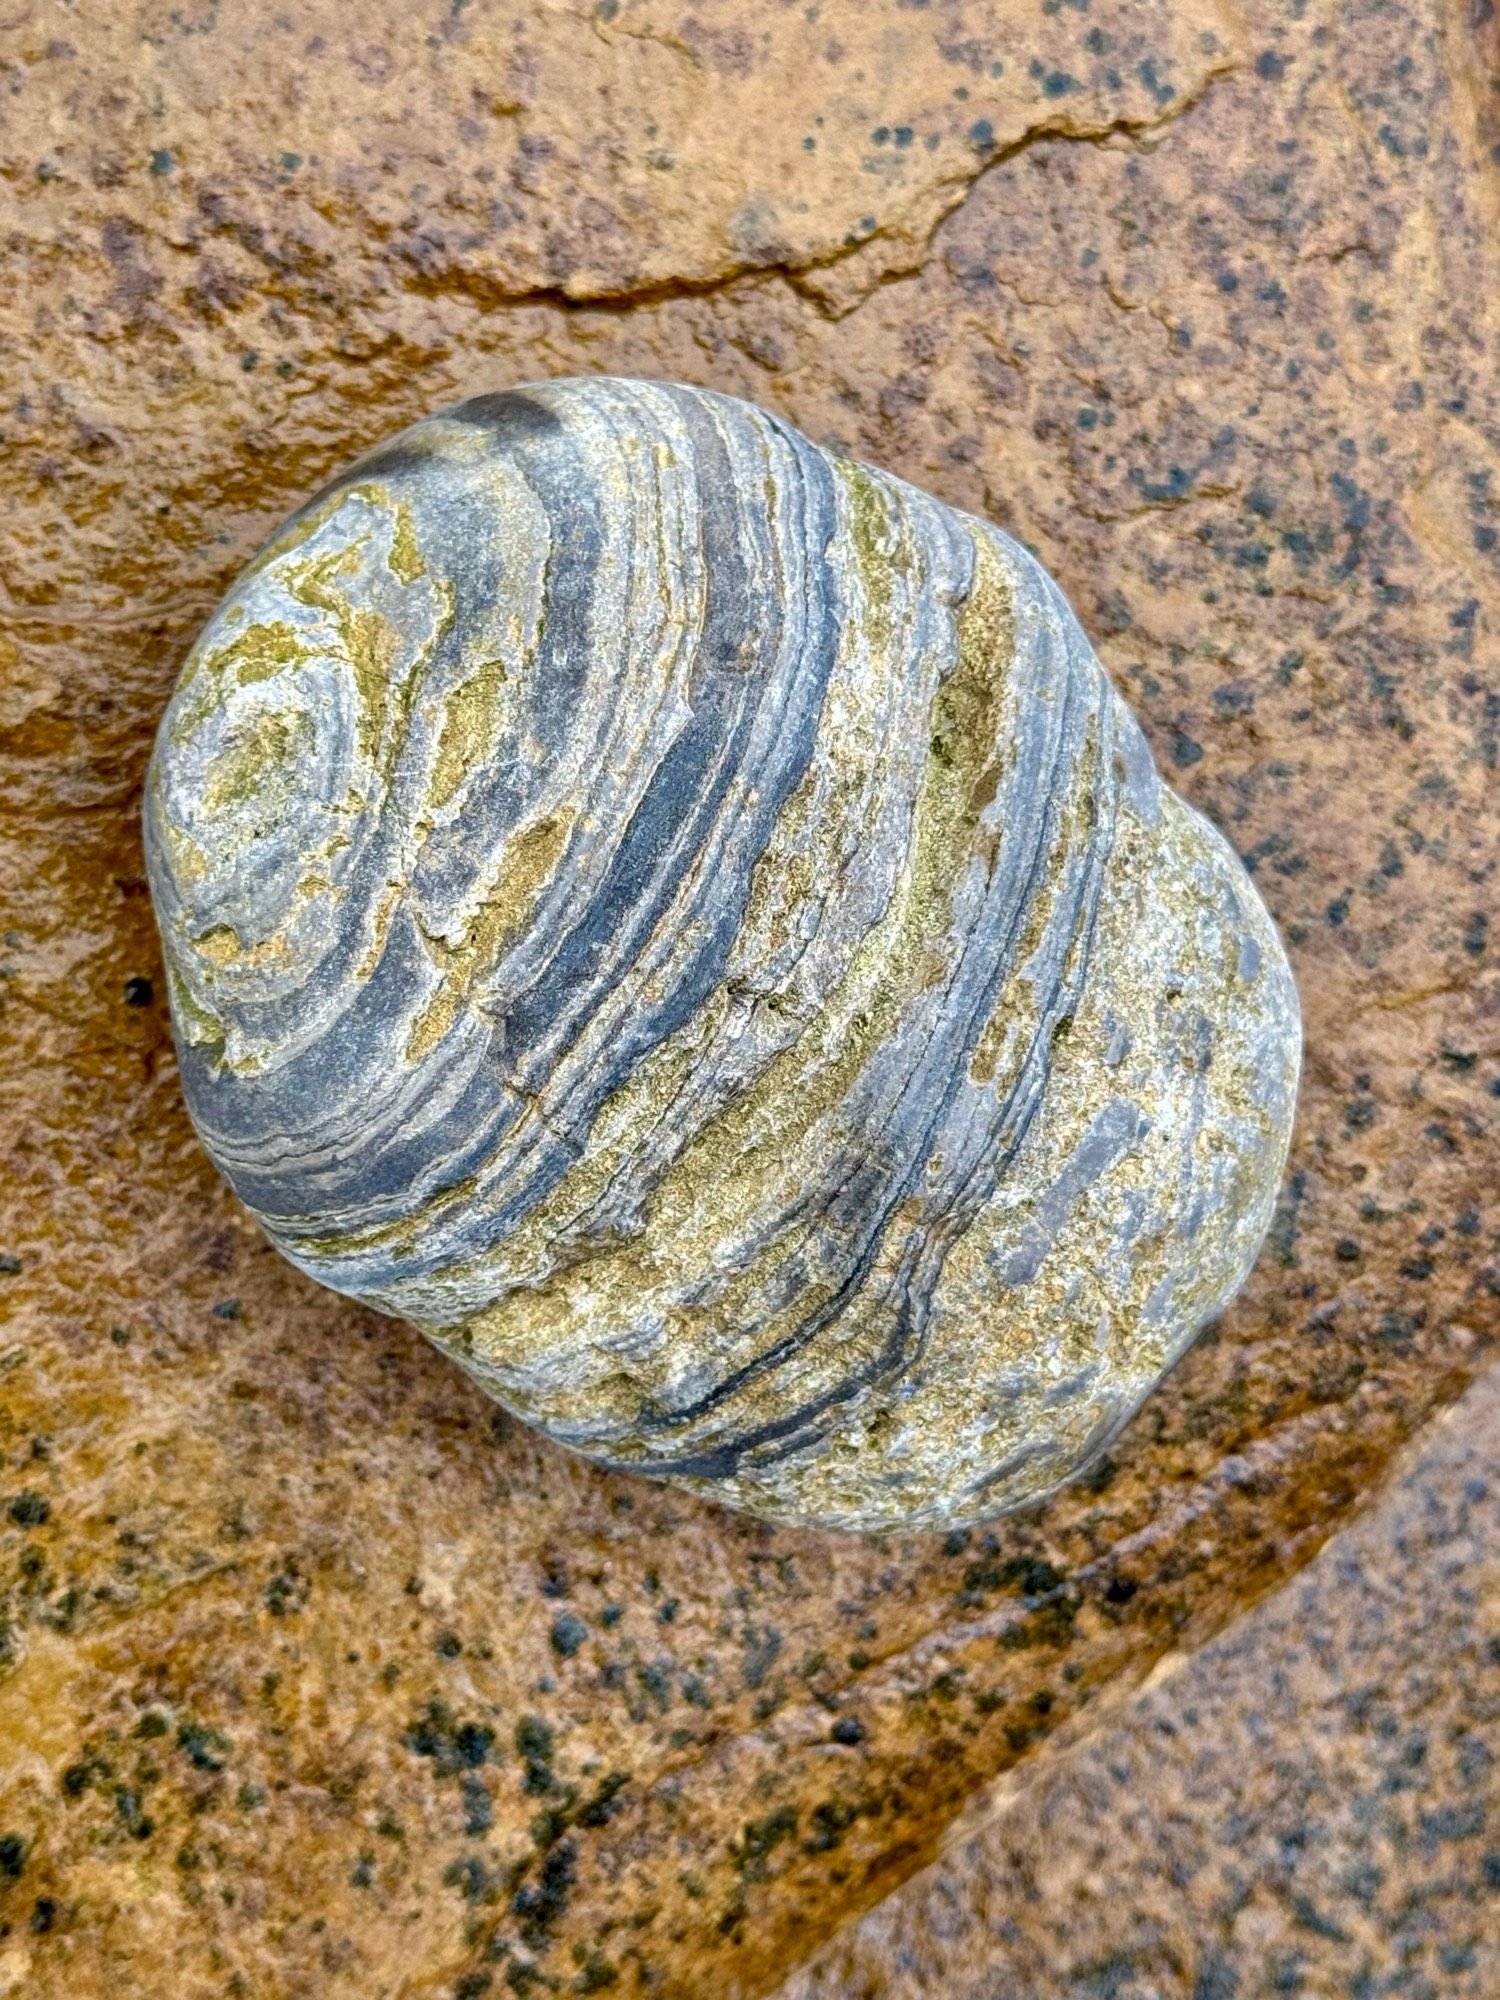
[778,1360,1500,2000]
[144,376,1298,1532]
[0,0,1497,1994]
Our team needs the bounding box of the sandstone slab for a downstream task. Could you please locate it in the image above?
[0,0,1497,1993]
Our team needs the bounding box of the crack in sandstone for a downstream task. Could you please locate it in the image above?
[787,60,1245,322]
[390,59,1243,326]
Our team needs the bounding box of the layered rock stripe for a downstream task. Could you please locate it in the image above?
[145,378,1299,1530]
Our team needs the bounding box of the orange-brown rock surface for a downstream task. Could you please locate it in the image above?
[0,1,1496,1996]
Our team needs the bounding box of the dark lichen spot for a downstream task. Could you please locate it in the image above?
[538,1553,569,1599]
[61,1762,95,1799]
[803,1798,859,1852]
[511,1837,576,1945]
[732,1805,798,1880]
[1080,1453,1117,1495]
[576,1770,630,1828]
[1136,57,1173,102]
[264,1567,308,1616]
[443,1853,492,1902]
[742,1625,782,1689]
[405,1699,496,1776]
[7,1491,50,1528]
[462,1775,493,1835]
[574,1953,619,1993]
[550,1612,587,1658]
[964,1554,1066,1599]
[637,1661,673,1712]
[515,1714,556,1795]
[114,1787,154,1839]
[1377,1310,1420,1351]
[175,1720,231,1772]
[529,1799,576,1852]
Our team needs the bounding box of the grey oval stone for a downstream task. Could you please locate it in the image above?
[145,376,1301,1531]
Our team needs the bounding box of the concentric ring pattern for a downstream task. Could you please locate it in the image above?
[145,377,1300,1530]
